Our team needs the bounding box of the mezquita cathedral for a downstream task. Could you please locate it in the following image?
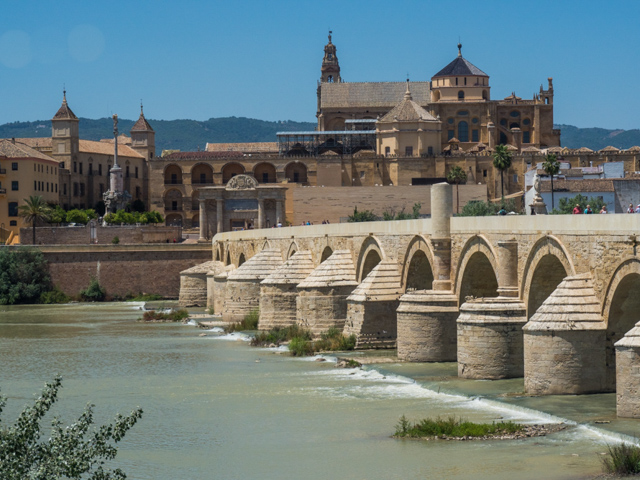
[3,34,639,239]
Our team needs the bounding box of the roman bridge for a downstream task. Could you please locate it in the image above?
[180,183,640,417]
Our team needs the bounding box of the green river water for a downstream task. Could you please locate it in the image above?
[1,303,639,479]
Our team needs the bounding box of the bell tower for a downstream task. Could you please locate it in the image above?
[320,31,341,83]
[51,89,79,166]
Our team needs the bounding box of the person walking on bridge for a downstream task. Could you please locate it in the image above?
[628,203,635,213]
[572,204,582,214]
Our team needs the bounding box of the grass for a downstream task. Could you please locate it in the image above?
[126,293,164,302]
[601,442,640,475]
[250,324,356,357]
[394,415,525,439]
[141,308,190,322]
[224,308,260,333]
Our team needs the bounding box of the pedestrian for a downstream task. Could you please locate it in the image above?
[584,205,593,214]
[600,205,607,214]
[628,203,635,213]
[636,204,640,214]
[572,204,582,214]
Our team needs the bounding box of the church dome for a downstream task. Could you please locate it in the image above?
[432,44,488,78]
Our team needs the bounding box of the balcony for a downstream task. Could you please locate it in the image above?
[0,188,6,194]
[0,168,6,175]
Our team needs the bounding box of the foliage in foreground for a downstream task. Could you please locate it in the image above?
[80,277,107,302]
[601,442,640,475]
[224,309,260,333]
[382,203,421,221]
[39,285,70,304]
[550,193,607,215]
[141,308,189,322]
[347,206,378,223]
[458,199,521,216]
[251,324,312,346]
[252,325,356,357]
[0,376,142,480]
[0,247,51,305]
[394,415,524,438]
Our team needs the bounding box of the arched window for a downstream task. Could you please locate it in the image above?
[328,75,333,83]
[458,121,469,142]
[510,122,520,129]
[482,90,488,100]
[458,90,465,100]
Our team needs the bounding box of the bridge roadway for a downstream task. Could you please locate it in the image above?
[179,183,640,417]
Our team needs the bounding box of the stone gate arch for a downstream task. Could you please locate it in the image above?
[400,235,435,292]
[602,257,640,391]
[356,236,384,283]
[521,235,575,319]
[455,235,499,304]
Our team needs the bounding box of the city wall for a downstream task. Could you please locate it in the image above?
[21,224,182,245]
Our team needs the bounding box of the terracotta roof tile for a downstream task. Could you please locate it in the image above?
[205,142,278,153]
[164,151,244,160]
[539,179,615,193]
[131,111,154,132]
[53,97,78,120]
[320,81,431,109]
[78,139,144,158]
[0,140,56,162]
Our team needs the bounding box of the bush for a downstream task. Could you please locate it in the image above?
[39,286,70,304]
[0,247,51,305]
[104,209,164,225]
[394,415,524,438]
[601,443,640,475]
[65,209,89,225]
[347,206,378,222]
[458,198,521,216]
[224,308,260,333]
[126,293,164,302]
[141,308,189,322]
[111,236,120,245]
[251,324,312,346]
[289,337,314,356]
[314,327,357,352]
[550,194,607,215]
[80,277,106,302]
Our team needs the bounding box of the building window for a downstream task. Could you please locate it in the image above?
[262,172,269,183]
[447,118,454,124]
[457,110,468,116]
[11,181,18,191]
[74,162,77,173]
[458,90,464,100]
[523,131,530,143]
[172,200,178,211]
[455,78,458,85]
[10,220,17,226]
[513,174,518,184]
[200,173,206,184]
[483,169,488,178]
[79,163,83,174]
[99,184,104,195]
[523,118,531,126]
[8,202,18,217]
[472,130,479,142]
[73,183,79,196]
[135,167,139,179]
[427,146,433,155]
[99,164,103,176]
[11,162,17,171]
[448,130,455,140]
[46,183,49,192]
[500,118,507,127]
[34,180,37,190]
[57,143,65,153]
[80,183,85,196]
[171,173,178,184]
[385,146,390,156]
[55,184,57,193]
[126,166,130,178]
[472,117,479,124]
[89,164,93,175]
[405,146,413,156]
[63,183,67,195]
[458,121,469,142]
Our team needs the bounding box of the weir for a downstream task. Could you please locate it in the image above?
[179,182,640,417]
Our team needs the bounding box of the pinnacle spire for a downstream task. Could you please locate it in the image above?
[404,79,412,100]
[458,42,462,57]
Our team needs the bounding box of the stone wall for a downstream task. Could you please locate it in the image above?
[38,244,211,298]
[21,224,182,245]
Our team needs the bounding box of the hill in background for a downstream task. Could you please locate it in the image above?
[1,117,639,153]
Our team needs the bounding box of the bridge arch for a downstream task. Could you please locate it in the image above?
[455,235,499,304]
[521,235,575,319]
[320,246,333,264]
[400,235,435,292]
[286,241,299,259]
[356,236,384,283]
[602,257,640,390]
[238,252,246,267]
[225,249,231,266]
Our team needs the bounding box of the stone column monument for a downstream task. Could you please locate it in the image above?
[103,114,131,214]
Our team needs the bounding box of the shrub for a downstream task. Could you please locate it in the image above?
[601,443,640,475]
[224,308,260,333]
[550,193,607,215]
[394,416,524,438]
[65,209,89,225]
[458,198,521,216]
[251,324,312,346]
[0,247,51,305]
[111,236,120,245]
[80,277,106,302]
[39,286,70,304]
[315,327,356,352]
[348,206,378,222]
[126,293,164,302]
[141,308,189,322]
[289,337,314,356]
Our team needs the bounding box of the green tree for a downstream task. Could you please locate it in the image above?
[447,166,468,214]
[66,209,90,225]
[551,194,606,214]
[0,248,51,305]
[0,376,142,480]
[80,277,106,302]
[492,144,513,206]
[542,153,561,210]
[19,195,51,245]
[347,206,377,222]
[47,204,67,225]
[458,199,521,217]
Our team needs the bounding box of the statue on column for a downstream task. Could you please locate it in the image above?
[103,114,131,214]
[529,172,547,215]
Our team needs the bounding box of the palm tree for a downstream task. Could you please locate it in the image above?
[492,144,513,206]
[542,153,560,210]
[19,195,51,245]
[446,166,468,214]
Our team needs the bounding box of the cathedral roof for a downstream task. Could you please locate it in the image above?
[380,84,437,122]
[164,151,244,160]
[320,81,431,109]
[53,91,78,120]
[432,44,488,78]
[131,107,154,132]
[205,142,279,153]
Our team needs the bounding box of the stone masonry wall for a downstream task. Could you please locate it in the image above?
[40,245,211,298]
[22,225,182,245]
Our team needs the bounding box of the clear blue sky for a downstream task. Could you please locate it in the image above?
[1,0,639,130]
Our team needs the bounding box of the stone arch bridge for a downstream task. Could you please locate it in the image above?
[179,183,640,417]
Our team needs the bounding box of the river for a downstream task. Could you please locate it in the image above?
[1,303,637,479]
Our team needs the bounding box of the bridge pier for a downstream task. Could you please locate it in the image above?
[179,260,225,307]
[259,251,315,330]
[616,322,640,417]
[523,273,607,395]
[296,250,358,336]
[209,266,235,314]
[222,248,283,323]
[397,291,459,361]
[344,260,402,348]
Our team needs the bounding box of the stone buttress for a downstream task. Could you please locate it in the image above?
[457,239,526,379]
[615,322,640,418]
[523,273,606,395]
[259,251,315,330]
[344,260,402,348]
[179,260,226,307]
[296,250,358,336]
[208,264,235,314]
[222,248,283,323]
